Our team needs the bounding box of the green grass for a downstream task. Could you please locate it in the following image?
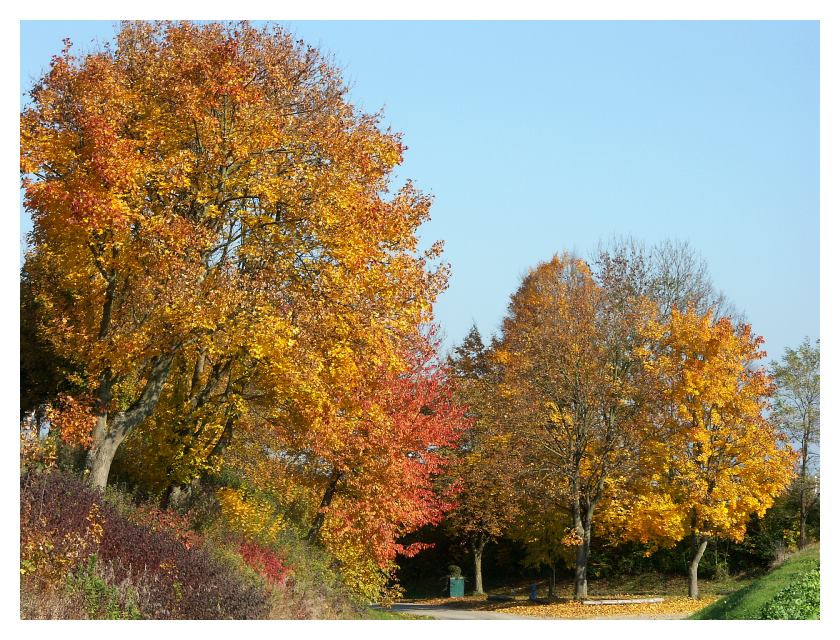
[690,545,820,620]
[588,570,745,598]
[454,571,745,601]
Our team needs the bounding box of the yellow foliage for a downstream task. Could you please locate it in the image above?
[319,518,402,603]
[561,528,584,548]
[500,596,718,619]
[20,424,57,471]
[46,394,95,449]
[217,487,282,544]
[617,307,797,547]
[21,20,446,503]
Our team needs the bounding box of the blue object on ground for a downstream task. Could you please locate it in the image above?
[449,577,465,598]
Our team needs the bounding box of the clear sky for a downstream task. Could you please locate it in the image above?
[19,20,820,364]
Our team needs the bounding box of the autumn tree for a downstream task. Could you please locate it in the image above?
[592,236,739,322]
[607,308,796,598]
[507,499,570,598]
[495,254,655,598]
[20,21,445,489]
[771,338,820,549]
[221,328,468,599]
[20,266,80,424]
[445,326,520,595]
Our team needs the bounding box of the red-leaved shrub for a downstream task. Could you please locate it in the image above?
[21,470,270,619]
[240,541,293,589]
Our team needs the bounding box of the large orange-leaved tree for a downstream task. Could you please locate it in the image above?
[20,21,446,489]
[494,253,655,598]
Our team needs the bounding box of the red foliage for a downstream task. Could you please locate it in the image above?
[323,327,471,568]
[239,541,292,589]
[20,470,269,619]
[128,503,202,551]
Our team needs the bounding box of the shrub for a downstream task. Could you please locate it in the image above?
[759,568,820,620]
[21,470,270,619]
[260,527,369,619]
[65,555,142,619]
[240,541,293,589]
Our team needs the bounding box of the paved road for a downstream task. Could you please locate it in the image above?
[384,603,549,620]
[382,603,688,620]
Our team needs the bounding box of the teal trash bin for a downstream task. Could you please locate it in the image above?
[449,576,465,598]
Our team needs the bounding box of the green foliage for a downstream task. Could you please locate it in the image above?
[771,338,820,465]
[759,568,819,619]
[65,555,142,620]
[691,545,819,619]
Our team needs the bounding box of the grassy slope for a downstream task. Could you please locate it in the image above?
[690,545,820,620]
[22,468,400,620]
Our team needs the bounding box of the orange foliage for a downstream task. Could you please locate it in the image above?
[46,394,95,449]
[21,21,447,490]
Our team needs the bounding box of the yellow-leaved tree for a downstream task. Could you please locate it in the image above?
[604,308,796,598]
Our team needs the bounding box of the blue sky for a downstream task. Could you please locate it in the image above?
[20,20,820,363]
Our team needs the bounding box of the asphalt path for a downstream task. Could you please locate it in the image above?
[383,603,550,620]
[381,603,688,620]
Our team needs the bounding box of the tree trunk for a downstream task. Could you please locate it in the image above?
[799,492,808,550]
[573,503,594,599]
[574,538,590,599]
[85,354,175,490]
[688,537,709,599]
[86,372,118,489]
[86,417,124,490]
[472,537,486,595]
[307,468,343,543]
[549,562,556,599]
[798,437,809,549]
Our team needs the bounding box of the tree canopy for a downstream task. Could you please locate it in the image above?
[21,20,462,600]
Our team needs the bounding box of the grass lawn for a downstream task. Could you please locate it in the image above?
[690,545,820,620]
[414,570,747,601]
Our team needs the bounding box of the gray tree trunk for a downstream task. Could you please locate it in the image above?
[573,501,595,599]
[799,489,808,550]
[473,538,486,595]
[689,537,709,599]
[574,537,590,599]
[85,354,175,490]
[86,417,124,489]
